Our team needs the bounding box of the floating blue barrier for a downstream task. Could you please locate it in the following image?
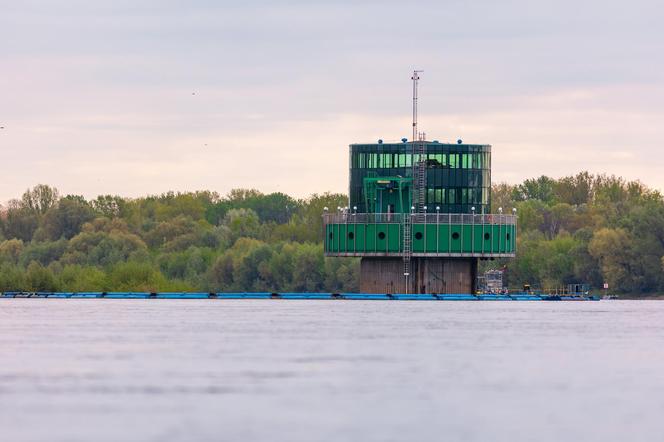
[46,293,72,298]
[342,293,392,300]
[391,294,437,300]
[71,292,102,298]
[215,293,250,299]
[477,294,513,301]
[105,292,150,299]
[0,291,599,301]
[299,294,334,300]
[435,294,478,301]
[510,295,542,301]
[279,293,334,300]
[306,294,336,300]
[276,293,306,299]
[242,292,274,299]
[214,292,274,299]
[155,293,209,299]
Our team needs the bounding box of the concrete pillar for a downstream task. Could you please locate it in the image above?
[360,257,477,294]
[359,258,410,294]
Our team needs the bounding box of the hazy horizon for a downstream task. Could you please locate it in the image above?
[2,0,663,204]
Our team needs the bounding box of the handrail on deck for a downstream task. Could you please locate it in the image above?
[323,212,517,225]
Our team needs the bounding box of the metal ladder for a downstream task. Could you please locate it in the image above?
[402,212,412,293]
[415,141,427,213]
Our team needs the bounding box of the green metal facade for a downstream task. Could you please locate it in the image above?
[324,215,516,257]
[349,142,491,214]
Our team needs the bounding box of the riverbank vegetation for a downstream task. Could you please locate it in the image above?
[1,172,663,295]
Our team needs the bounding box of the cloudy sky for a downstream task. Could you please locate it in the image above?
[1,0,663,203]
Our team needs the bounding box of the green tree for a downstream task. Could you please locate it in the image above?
[0,263,25,291]
[491,183,517,213]
[2,200,39,241]
[25,261,58,291]
[143,215,205,249]
[106,262,191,292]
[91,195,125,218]
[291,243,325,291]
[290,193,347,243]
[513,176,556,203]
[553,172,593,205]
[220,208,262,243]
[63,229,148,267]
[21,184,60,215]
[19,239,68,267]
[207,238,265,291]
[42,197,96,240]
[588,228,637,293]
[58,265,107,292]
[0,239,25,265]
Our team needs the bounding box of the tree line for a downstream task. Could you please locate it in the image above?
[490,172,664,294]
[1,172,663,294]
[0,186,355,293]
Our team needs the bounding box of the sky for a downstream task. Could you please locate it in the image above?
[1,0,663,203]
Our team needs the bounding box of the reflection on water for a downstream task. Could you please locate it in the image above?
[1,300,663,442]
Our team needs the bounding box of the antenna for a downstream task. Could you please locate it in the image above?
[411,70,423,142]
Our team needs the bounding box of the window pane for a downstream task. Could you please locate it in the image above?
[449,154,458,168]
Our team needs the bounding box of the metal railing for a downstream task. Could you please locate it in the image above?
[323,212,517,225]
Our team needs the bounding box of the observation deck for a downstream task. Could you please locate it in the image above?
[323,212,516,258]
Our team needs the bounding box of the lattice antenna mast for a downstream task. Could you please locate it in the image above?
[411,70,423,141]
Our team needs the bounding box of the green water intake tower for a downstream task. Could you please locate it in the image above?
[323,72,517,294]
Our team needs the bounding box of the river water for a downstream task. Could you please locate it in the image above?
[1,300,663,442]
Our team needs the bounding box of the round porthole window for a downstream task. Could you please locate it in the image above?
[452,232,460,240]
[378,232,386,240]
[348,232,354,240]
[484,233,490,240]
[506,233,511,240]
[415,232,423,240]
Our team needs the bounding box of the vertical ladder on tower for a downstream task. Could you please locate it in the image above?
[415,139,427,214]
[403,211,412,293]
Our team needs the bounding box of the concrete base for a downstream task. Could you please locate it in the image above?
[359,257,478,294]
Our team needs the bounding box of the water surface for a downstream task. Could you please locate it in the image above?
[1,300,663,442]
